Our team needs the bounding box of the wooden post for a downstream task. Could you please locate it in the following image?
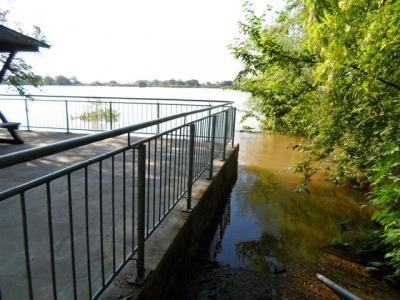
[0,51,17,83]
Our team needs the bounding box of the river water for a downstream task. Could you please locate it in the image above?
[0,86,262,138]
[211,132,368,269]
[0,86,248,102]
[191,132,400,299]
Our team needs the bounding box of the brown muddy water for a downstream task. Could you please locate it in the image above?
[188,132,400,300]
[214,132,368,270]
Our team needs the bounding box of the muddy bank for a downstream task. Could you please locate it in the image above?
[187,249,400,300]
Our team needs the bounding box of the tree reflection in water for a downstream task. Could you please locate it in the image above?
[209,132,370,271]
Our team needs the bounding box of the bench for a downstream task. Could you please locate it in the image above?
[0,122,20,129]
[0,112,24,144]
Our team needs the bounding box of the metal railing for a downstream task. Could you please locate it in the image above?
[0,94,231,134]
[0,98,236,300]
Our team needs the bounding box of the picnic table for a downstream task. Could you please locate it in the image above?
[0,111,23,144]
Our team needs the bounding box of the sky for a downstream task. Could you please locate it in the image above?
[2,0,285,83]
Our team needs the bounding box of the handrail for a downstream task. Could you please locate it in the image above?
[0,107,231,202]
[0,98,211,106]
[0,102,232,169]
[0,93,232,103]
[0,102,237,299]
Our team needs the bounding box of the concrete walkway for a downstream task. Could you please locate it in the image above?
[0,130,133,191]
[0,131,140,299]
[0,130,223,300]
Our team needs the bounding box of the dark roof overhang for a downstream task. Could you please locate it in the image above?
[0,25,50,53]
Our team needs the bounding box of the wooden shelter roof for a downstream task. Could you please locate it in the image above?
[0,25,50,52]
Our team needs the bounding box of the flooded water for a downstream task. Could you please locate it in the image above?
[0,86,260,136]
[210,132,369,271]
[189,132,400,299]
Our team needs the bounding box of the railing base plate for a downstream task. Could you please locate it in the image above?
[127,269,152,286]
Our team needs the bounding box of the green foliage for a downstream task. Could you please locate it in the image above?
[367,139,400,281]
[3,55,43,94]
[232,0,400,280]
[79,101,120,123]
[0,10,47,95]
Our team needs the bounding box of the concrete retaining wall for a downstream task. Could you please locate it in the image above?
[137,145,239,299]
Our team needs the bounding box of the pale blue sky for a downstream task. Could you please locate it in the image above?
[3,0,285,83]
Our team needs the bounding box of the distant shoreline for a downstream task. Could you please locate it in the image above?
[0,83,236,90]
[44,84,235,89]
[31,76,236,89]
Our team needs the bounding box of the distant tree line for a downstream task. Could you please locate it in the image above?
[42,75,81,86]
[41,76,233,88]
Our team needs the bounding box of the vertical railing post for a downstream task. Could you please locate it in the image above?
[222,110,229,161]
[65,100,70,133]
[24,97,30,131]
[109,101,113,130]
[185,124,195,211]
[207,103,212,142]
[156,102,160,134]
[207,115,217,179]
[231,107,236,147]
[128,143,151,285]
[136,143,146,280]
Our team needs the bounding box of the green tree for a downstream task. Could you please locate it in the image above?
[231,0,400,280]
[0,10,47,94]
[70,76,81,85]
[43,76,56,85]
[187,79,200,87]
[54,75,72,85]
[134,80,148,87]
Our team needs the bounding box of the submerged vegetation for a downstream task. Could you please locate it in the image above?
[232,0,400,281]
[78,101,120,123]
